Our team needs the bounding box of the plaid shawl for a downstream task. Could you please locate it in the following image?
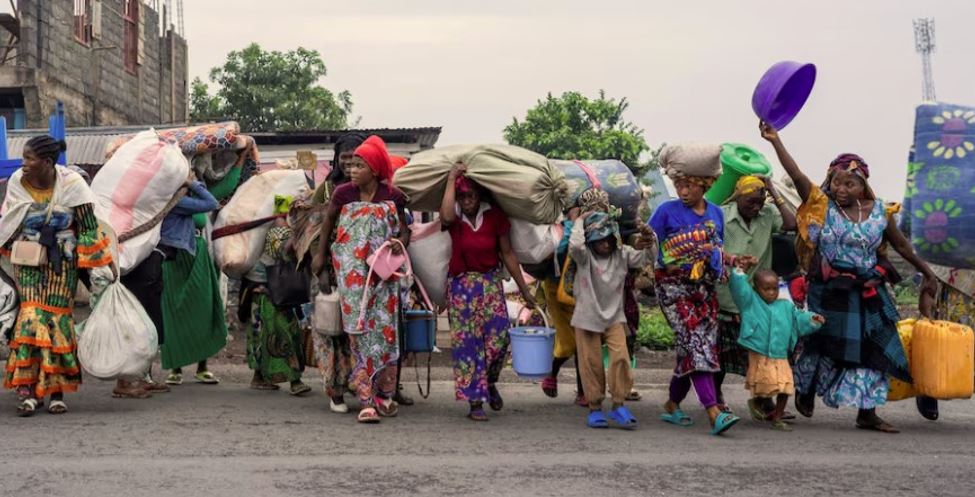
[806,260,910,382]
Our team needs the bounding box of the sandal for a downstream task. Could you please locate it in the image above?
[856,420,900,434]
[467,406,488,422]
[770,419,793,432]
[660,408,694,427]
[249,381,280,391]
[625,390,642,402]
[795,392,815,418]
[357,407,381,424]
[608,406,639,430]
[113,382,151,399]
[17,398,39,417]
[488,385,504,411]
[289,382,312,396]
[710,411,741,436]
[195,371,220,385]
[393,389,415,407]
[587,410,609,429]
[747,398,767,422]
[575,393,589,408]
[165,373,183,385]
[330,397,349,414]
[375,397,399,417]
[140,380,171,394]
[541,377,558,398]
[48,400,67,415]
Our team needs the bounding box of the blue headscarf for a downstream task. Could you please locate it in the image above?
[584,211,620,244]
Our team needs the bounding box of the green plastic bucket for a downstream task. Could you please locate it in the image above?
[705,143,773,205]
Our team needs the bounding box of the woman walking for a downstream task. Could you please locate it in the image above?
[650,146,741,435]
[761,122,938,433]
[313,135,411,423]
[0,136,113,416]
[160,175,226,385]
[440,164,536,421]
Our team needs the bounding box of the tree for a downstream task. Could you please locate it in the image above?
[503,90,655,176]
[189,43,355,132]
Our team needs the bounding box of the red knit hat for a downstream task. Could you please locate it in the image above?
[354,135,392,181]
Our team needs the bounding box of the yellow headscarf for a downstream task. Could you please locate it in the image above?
[732,175,766,199]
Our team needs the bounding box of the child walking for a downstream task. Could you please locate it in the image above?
[728,260,824,431]
[569,206,656,429]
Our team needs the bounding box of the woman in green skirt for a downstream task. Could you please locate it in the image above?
[159,177,227,385]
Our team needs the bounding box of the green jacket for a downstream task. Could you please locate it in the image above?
[729,270,821,359]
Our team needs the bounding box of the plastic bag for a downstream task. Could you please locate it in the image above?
[77,280,159,379]
[510,219,563,265]
[407,221,451,309]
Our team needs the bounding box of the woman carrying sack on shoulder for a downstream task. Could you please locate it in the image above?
[0,136,114,416]
[312,135,411,424]
[760,122,938,433]
[239,195,312,396]
[159,172,225,386]
[440,163,536,421]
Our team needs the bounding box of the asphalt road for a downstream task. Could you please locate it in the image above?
[2,363,974,497]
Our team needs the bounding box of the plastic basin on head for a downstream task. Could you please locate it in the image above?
[509,325,556,378]
[705,143,773,204]
[404,309,436,353]
[752,61,817,130]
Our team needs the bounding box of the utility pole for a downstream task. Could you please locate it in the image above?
[914,18,937,102]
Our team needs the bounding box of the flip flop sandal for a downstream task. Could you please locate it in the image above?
[710,411,741,436]
[195,371,220,385]
[467,406,489,422]
[575,394,589,408]
[795,393,815,418]
[770,419,793,432]
[488,385,504,411]
[626,390,643,402]
[856,421,900,434]
[357,408,381,424]
[48,400,67,415]
[747,399,767,422]
[165,373,183,385]
[17,398,39,417]
[780,410,797,421]
[717,403,734,414]
[393,390,415,406]
[609,406,639,430]
[375,397,399,417]
[250,381,280,391]
[660,408,694,427]
[112,387,151,399]
[290,383,312,396]
[541,377,558,398]
[587,410,609,429]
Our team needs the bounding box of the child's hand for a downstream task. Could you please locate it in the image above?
[736,255,758,271]
[812,314,826,325]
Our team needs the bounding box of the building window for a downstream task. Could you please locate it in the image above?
[124,0,139,74]
[73,0,92,46]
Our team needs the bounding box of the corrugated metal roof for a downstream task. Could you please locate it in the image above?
[6,125,442,165]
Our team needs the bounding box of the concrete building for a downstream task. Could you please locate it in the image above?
[0,0,188,129]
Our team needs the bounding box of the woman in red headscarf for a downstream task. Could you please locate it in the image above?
[312,135,411,424]
[761,121,938,433]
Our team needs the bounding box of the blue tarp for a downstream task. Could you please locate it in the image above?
[902,102,975,269]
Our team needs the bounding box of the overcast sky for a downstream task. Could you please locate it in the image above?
[183,0,975,199]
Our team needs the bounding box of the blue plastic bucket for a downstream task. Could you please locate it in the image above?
[509,312,556,378]
[404,309,436,353]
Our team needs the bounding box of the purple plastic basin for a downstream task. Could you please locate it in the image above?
[751,61,817,130]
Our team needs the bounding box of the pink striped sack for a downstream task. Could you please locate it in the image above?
[91,130,190,274]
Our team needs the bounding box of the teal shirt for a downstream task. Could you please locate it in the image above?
[716,203,783,314]
[728,270,821,359]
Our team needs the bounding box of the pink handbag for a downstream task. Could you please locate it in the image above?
[356,239,435,333]
[366,239,408,281]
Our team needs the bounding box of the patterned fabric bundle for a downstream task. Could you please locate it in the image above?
[660,222,723,280]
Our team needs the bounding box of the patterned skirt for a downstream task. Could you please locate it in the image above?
[655,270,720,377]
[448,270,510,402]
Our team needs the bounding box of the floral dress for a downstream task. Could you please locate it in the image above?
[794,196,903,409]
[332,201,401,404]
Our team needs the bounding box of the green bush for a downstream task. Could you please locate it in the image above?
[636,308,674,350]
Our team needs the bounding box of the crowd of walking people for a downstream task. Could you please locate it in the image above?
[0,121,946,435]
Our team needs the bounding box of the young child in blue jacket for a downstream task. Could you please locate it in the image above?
[729,259,824,431]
